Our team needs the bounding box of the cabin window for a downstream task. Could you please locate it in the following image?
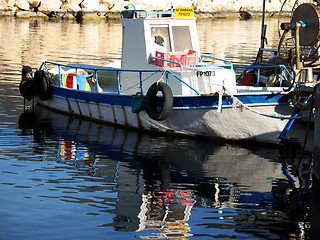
[151,26,172,52]
[172,26,192,51]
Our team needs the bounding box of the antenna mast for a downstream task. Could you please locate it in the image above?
[171,0,174,15]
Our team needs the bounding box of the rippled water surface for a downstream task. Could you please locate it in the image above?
[0,17,314,239]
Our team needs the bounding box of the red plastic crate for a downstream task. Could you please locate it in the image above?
[153,50,198,67]
[169,53,184,67]
[181,50,198,66]
[154,51,171,67]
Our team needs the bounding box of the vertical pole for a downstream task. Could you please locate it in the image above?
[314,84,320,184]
[171,0,174,15]
[312,84,320,240]
[295,25,302,70]
[94,70,99,92]
[58,65,62,87]
[117,71,121,94]
[260,0,266,49]
[139,71,143,94]
[257,68,261,85]
[255,0,266,65]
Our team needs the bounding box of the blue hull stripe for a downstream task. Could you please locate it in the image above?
[50,85,291,109]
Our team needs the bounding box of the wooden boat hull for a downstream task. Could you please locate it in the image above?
[35,85,294,144]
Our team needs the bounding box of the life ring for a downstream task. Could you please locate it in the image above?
[19,66,36,101]
[34,70,51,101]
[145,82,173,121]
[292,86,314,110]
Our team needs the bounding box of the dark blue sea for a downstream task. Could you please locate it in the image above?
[0,17,315,239]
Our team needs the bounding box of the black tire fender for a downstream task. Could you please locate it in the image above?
[145,82,173,121]
[19,66,36,101]
[292,86,314,110]
[34,70,51,101]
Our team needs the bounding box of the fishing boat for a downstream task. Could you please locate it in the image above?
[19,3,318,145]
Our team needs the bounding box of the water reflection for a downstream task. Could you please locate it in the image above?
[17,105,312,239]
[0,16,315,239]
[0,18,122,70]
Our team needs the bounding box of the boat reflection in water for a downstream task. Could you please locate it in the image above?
[19,106,312,239]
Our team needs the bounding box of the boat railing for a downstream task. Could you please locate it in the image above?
[42,61,294,96]
[234,64,294,86]
[149,57,184,70]
[199,55,234,69]
[42,61,201,95]
[150,55,234,70]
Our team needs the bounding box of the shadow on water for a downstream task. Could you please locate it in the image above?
[17,105,314,239]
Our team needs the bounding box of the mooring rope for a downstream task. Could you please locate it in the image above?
[223,86,314,120]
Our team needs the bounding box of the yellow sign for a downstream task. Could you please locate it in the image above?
[175,7,194,18]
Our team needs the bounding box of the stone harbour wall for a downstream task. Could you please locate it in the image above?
[0,0,295,19]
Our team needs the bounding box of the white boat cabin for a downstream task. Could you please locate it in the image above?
[121,9,200,69]
[120,8,236,96]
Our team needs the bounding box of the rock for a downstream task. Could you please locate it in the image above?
[107,1,126,12]
[266,0,286,12]
[5,0,15,8]
[0,0,298,19]
[0,10,15,16]
[171,0,193,7]
[192,1,216,13]
[15,10,48,17]
[100,0,114,10]
[110,0,194,12]
[97,3,109,12]
[61,3,81,12]
[0,0,7,10]
[80,0,100,11]
[61,0,82,4]
[27,0,41,7]
[38,0,62,12]
[15,0,30,11]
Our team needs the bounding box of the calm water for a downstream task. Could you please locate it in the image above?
[0,17,315,239]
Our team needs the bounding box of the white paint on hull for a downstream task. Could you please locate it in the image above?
[37,93,293,144]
